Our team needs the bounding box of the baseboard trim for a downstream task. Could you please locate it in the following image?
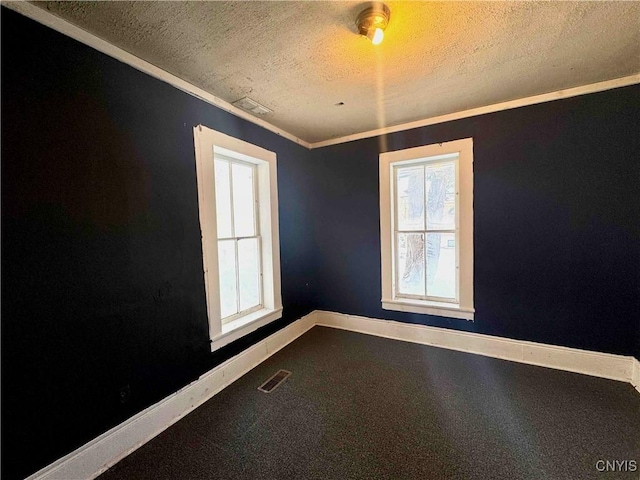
[26,312,317,480]
[25,309,638,479]
[632,358,640,395]
[315,311,636,384]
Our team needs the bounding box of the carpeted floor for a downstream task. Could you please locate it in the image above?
[98,327,640,479]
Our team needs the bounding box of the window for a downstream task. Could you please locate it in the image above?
[379,138,474,320]
[215,157,262,323]
[194,126,282,351]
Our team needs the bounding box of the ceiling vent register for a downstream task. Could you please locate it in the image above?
[232,96,273,115]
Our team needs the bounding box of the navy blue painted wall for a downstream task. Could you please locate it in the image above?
[1,8,316,479]
[309,84,640,360]
[2,6,639,480]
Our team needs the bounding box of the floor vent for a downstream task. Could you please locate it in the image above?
[258,370,291,393]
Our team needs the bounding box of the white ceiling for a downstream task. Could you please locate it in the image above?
[32,1,640,144]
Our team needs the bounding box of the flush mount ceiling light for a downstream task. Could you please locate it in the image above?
[356,3,390,45]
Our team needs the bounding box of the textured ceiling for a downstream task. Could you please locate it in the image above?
[33,1,640,143]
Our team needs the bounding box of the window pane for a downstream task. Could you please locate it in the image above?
[397,233,425,296]
[214,159,232,238]
[218,240,238,319]
[232,163,256,237]
[238,238,260,311]
[426,233,456,299]
[426,162,456,230]
[396,165,424,231]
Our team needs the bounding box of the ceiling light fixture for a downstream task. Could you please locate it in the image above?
[356,3,390,45]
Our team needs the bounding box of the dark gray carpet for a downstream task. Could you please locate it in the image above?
[98,327,640,479]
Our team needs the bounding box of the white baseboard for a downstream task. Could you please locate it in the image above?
[315,311,636,384]
[632,357,640,395]
[26,312,317,480]
[26,309,638,480]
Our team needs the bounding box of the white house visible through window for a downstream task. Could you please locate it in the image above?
[194,125,282,352]
[380,138,474,320]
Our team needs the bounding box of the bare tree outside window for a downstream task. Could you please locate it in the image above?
[396,161,456,300]
[381,137,473,319]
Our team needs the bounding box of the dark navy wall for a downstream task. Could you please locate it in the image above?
[1,8,316,479]
[309,85,640,359]
[2,6,639,480]
[637,313,640,360]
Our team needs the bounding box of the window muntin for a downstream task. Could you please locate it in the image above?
[379,138,473,320]
[214,156,262,323]
[393,156,458,303]
[193,125,282,351]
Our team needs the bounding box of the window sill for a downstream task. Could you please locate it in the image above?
[210,307,283,352]
[382,298,474,321]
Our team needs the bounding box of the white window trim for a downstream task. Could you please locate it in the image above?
[193,125,282,352]
[380,138,474,320]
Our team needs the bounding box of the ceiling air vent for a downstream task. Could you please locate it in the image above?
[232,96,273,115]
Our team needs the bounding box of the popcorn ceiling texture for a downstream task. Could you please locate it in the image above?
[36,1,640,143]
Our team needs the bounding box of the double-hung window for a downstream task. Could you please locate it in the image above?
[379,138,474,320]
[214,156,262,322]
[194,126,282,351]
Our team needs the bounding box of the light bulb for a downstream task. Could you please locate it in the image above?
[371,27,384,45]
[356,4,390,46]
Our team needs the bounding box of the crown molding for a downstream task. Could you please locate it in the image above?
[309,73,640,149]
[4,2,639,151]
[3,1,312,149]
